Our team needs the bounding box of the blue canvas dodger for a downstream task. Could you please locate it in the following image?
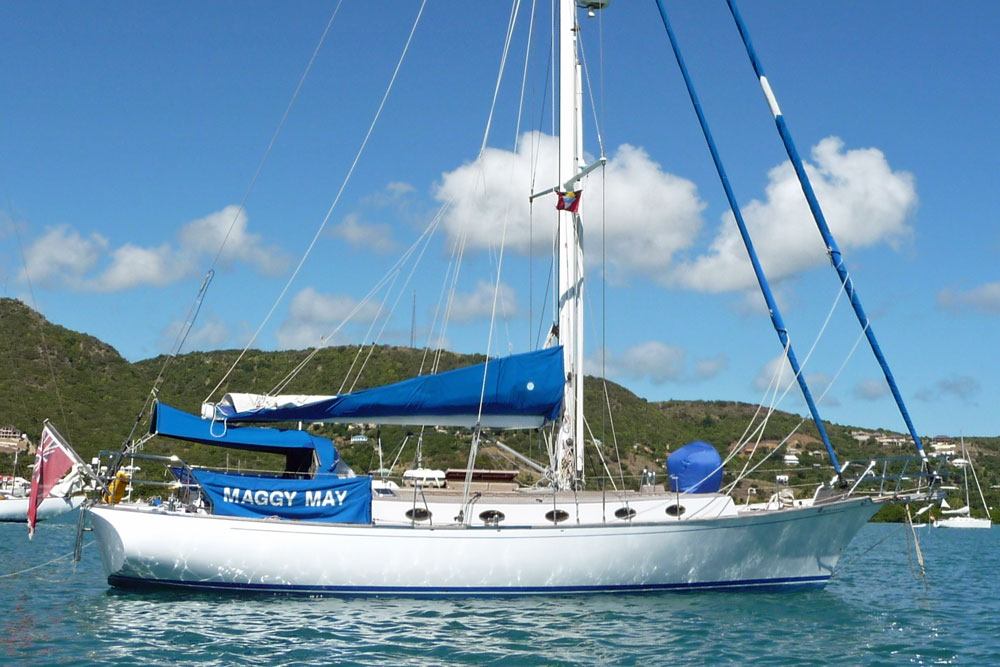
[150,401,340,473]
[191,470,372,523]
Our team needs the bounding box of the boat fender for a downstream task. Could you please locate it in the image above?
[103,471,130,504]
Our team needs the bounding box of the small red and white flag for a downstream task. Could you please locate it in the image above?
[27,422,81,539]
[555,189,582,213]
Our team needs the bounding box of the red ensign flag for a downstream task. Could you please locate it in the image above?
[27,424,77,539]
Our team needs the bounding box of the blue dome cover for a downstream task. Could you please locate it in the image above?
[667,440,723,493]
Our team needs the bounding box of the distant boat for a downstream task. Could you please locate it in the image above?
[934,438,991,529]
[0,474,85,524]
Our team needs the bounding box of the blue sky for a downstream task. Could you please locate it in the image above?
[1,2,998,438]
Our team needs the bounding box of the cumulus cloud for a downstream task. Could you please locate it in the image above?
[590,343,732,386]
[915,375,981,404]
[599,341,687,385]
[18,224,106,287]
[89,243,190,291]
[17,206,288,292]
[854,378,890,400]
[448,280,519,322]
[177,205,288,276]
[434,132,705,283]
[672,137,917,292]
[938,375,981,400]
[433,134,914,294]
[327,181,418,254]
[330,213,397,254]
[753,354,795,394]
[751,354,839,406]
[275,286,381,350]
[694,353,728,380]
[160,316,231,353]
[936,282,1000,315]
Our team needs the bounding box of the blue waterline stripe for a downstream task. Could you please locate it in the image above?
[108,574,831,596]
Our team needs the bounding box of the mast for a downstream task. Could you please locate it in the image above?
[555,0,585,489]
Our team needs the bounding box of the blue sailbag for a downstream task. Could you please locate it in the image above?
[217,347,566,429]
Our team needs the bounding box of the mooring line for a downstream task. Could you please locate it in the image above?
[0,539,94,579]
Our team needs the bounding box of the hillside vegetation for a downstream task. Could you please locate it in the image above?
[2,297,997,521]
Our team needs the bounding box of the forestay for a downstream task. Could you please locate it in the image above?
[213,347,565,429]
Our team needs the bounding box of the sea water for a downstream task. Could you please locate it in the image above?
[1,517,998,665]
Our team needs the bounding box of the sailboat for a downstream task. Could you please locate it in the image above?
[83,1,939,595]
[0,474,85,523]
[0,443,86,524]
[933,438,991,529]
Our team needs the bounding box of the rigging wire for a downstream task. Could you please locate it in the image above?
[7,219,73,443]
[206,1,345,278]
[113,2,346,445]
[271,205,447,395]
[461,0,528,517]
[207,0,429,404]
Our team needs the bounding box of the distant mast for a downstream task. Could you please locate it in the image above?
[555,0,587,489]
[410,290,416,348]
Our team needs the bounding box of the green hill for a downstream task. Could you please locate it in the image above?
[2,297,997,521]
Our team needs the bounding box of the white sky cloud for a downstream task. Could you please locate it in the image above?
[88,243,190,291]
[753,354,795,394]
[936,282,1000,315]
[159,316,231,353]
[590,344,731,385]
[854,378,890,400]
[434,134,914,294]
[672,137,917,292]
[752,354,843,408]
[177,205,288,276]
[937,375,981,400]
[434,132,705,283]
[915,375,981,403]
[448,280,518,322]
[593,341,686,385]
[18,206,288,292]
[18,224,106,287]
[330,213,397,254]
[276,286,381,350]
[694,354,728,380]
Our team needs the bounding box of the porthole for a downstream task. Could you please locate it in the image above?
[479,509,505,525]
[405,508,431,522]
[665,504,686,517]
[614,507,636,520]
[545,509,570,524]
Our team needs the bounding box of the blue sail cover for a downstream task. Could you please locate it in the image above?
[667,441,724,493]
[225,347,565,429]
[191,470,372,523]
[150,402,340,472]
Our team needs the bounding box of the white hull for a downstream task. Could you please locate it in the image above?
[933,516,992,529]
[0,495,85,523]
[90,495,882,595]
